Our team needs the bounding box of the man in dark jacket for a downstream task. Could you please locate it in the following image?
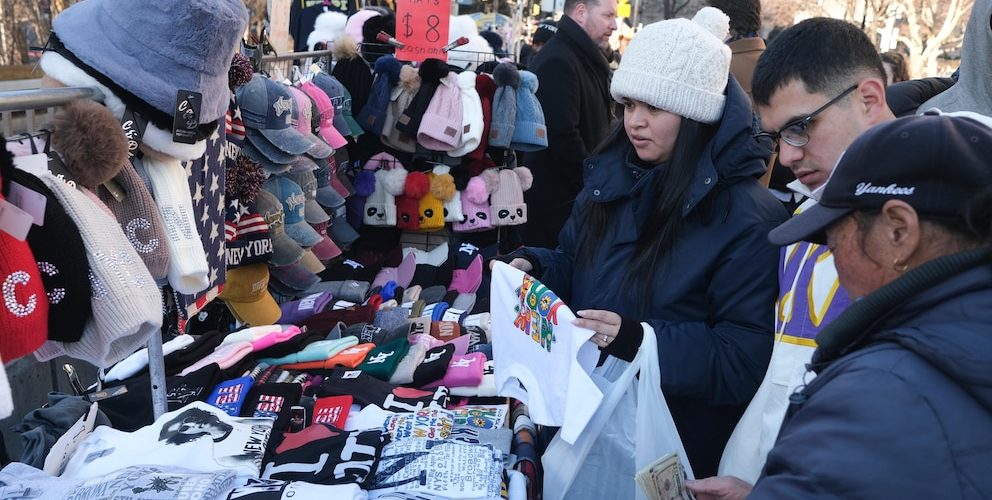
[522,0,617,248]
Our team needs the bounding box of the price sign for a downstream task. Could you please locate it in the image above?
[396,0,451,62]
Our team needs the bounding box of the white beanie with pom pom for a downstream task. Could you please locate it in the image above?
[610,6,732,124]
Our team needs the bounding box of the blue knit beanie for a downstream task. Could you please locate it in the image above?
[489,63,519,149]
[510,71,547,151]
[357,56,403,135]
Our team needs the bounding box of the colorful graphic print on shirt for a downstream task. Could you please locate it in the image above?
[513,274,564,352]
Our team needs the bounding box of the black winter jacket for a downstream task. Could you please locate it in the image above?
[522,15,615,248]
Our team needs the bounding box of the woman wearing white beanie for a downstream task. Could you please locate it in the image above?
[498,7,788,478]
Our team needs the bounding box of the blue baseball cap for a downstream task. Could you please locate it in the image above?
[314,157,346,208]
[236,74,314,159]
[263,176,323,248]
[240,140,292,175]
[283,169,332,225]
[254,190,307,267]
[311,73,354,138]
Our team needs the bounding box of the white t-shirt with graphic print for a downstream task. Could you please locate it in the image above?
[490,262,602,444]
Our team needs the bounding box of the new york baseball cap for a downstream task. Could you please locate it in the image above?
[769,111,992,245]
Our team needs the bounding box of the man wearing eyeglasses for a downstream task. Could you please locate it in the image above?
[700,17,896,493]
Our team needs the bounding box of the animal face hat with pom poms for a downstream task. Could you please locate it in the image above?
[433,165,465,223]
[396,170,431,231]
[491,167,533,226]
[39,0,249,161]
[453,169,499,233]
[418,166,456,231]
[364,152,409,226]
[610,6,732,124]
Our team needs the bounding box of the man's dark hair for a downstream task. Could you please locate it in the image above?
[564,0,600,15]
[709,0,761,35]
[752,18,885,107]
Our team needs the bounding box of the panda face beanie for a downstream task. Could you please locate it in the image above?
[610,7,731,124]
[488,63,520,148]
[363,153,408,227]
[417,72,464,152]
[491,167,533,226]
[509,71,548,152]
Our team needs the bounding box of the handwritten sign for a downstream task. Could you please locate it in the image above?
[396,0,451,62]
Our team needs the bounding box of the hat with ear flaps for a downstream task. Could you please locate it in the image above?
[40,0,249,161]
[49,100,171,282]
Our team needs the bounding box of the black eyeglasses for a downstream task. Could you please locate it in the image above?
[755,85,858,148]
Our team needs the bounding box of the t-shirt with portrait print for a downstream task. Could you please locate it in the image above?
[60,402,273,482]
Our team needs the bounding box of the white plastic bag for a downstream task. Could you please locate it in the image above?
[542,324,693,500]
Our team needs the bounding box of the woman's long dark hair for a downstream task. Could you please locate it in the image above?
[575,117,716,298]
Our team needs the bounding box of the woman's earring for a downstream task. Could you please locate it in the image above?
[893,258,908,272]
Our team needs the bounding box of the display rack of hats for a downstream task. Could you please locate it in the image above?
[0,60,543,500]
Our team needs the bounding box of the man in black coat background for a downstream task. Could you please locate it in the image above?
[523,0,617,248]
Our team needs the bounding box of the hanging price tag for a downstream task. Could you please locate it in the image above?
[396,0,452,62]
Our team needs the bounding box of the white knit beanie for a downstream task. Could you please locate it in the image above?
[448,70,485,158]
[141,152,211,294]
[17,161,162,368]
[610,7,732,124]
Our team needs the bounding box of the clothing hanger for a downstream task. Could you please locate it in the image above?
[291,65,305,85]
[270,66,292,86]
